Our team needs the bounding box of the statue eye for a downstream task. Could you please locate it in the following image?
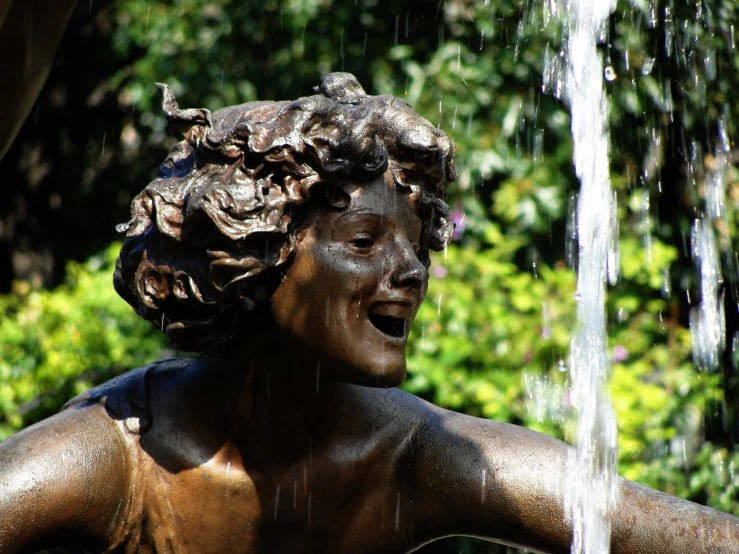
[350,234,374,250]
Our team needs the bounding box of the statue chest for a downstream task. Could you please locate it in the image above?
[108,448,411,554]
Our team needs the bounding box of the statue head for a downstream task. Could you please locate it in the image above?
[114,73,456,381]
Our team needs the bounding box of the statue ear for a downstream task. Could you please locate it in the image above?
[156,83,212,146]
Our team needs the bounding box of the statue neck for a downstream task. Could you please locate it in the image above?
[203,333,340,463]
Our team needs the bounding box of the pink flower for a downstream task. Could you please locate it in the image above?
[613,345,628,363]
[432,265,448,278]
[449,205,465,240]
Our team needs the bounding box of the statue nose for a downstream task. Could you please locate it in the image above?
[390,243,428,290]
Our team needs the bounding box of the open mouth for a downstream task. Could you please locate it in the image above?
[368,312,407,338]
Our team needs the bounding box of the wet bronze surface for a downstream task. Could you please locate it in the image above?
[0,7,738,552]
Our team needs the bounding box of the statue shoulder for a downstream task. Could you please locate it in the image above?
[62,357,192,435]
[0,376,143,552]
[339,384,446,458]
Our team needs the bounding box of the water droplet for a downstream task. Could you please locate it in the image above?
[690,219,725,371]
[565,193,578,268]
[661,268,671,299]
[617,307,627,323]
[641,57,656,75]
[533,128,544,164]
[395,492,401,531]
[541,301,551,339]
[704,50,717,82]
[604,66,617,81]
[730,25,736,53]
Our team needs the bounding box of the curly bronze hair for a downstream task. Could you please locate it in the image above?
[114,73,457,352]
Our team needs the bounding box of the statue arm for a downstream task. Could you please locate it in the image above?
[0,403,129,553]
[407,409,739,553]
[0,0,79,160]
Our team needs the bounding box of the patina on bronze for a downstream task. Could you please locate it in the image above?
[1,72,739,554]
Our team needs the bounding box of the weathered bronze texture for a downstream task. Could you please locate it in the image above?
[1,65,738,554]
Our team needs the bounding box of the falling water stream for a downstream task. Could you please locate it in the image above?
[538,1,733,552]
[544,1,620,552]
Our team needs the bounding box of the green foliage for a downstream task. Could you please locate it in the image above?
[407,228,739,515]
[607,235,737,512]
[0,244,169,439]
[405,218,575,434]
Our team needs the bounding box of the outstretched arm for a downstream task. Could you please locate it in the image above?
[0,403,129,553]
[0,0,79,160]
[408,407,739,553]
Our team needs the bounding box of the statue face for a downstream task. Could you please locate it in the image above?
[269,172,429,386]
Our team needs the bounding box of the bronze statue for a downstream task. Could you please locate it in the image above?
[1,70,739,553]
[0,2,738,550]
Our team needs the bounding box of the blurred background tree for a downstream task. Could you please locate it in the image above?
[1,0,738,552]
